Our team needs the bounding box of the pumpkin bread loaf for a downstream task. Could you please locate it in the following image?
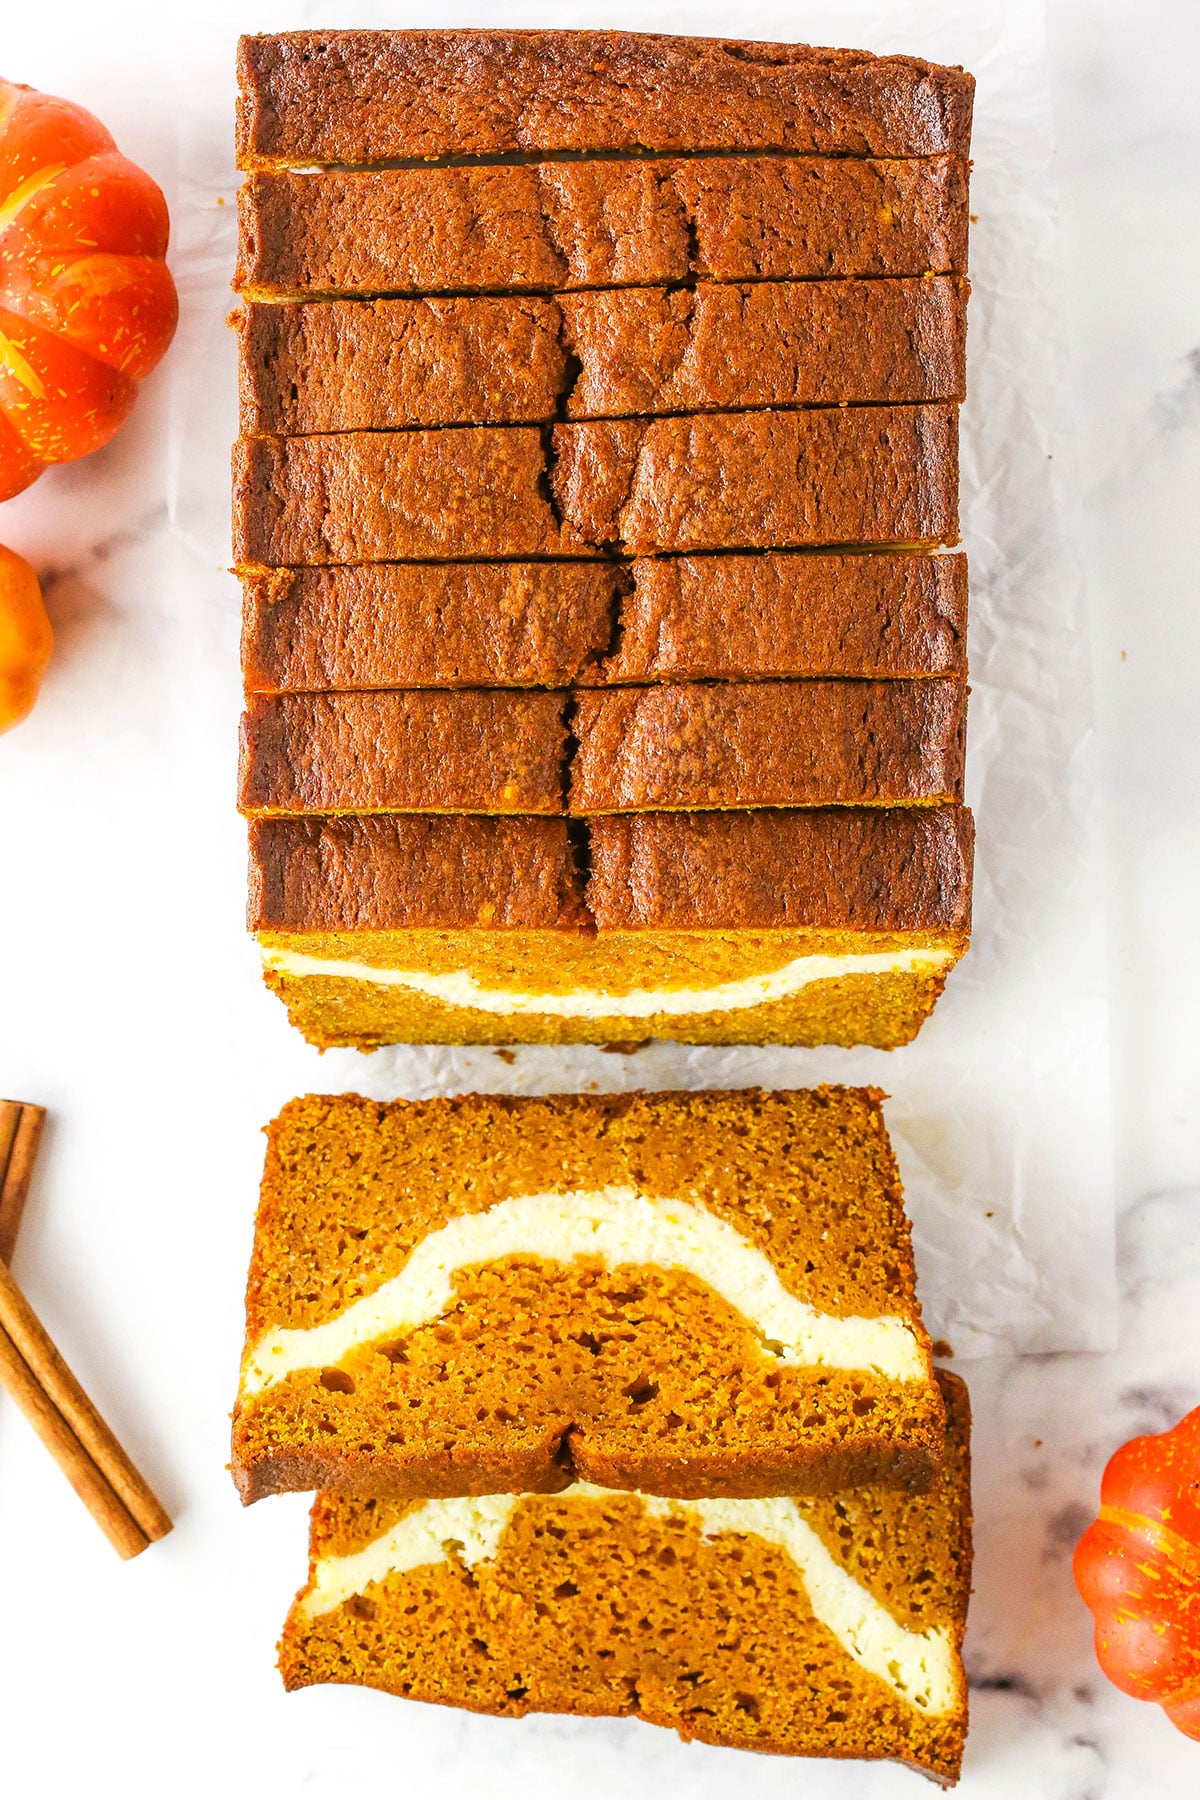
[241,554,967,694]
[279,1367,972,1784]
[236,157,968,299]
[232,27,975,1053]
[233,406,958,565]
[236,278,967,433]
[232,1088,944,1505]
[248,807,974,1048]
[237,30,974,164]
[233,37,977,1773]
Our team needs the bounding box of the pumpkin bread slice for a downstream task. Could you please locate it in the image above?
[279,1369,972,1784]
[232,1087,945,1504]
[247,807,973,1050]
[236,157,967,299]
[237,30,974,164]
[233,407,957,565]
[235,279,966,433]
[241,554,967,694]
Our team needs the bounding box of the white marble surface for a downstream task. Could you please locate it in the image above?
[0,1,1198,1794]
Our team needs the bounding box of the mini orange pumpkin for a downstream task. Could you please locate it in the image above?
[0,78,178,500]
[0,542,51,731]
[1074,1404,1200,1739]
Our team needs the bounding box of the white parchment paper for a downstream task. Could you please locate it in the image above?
[168,0,1115,1357]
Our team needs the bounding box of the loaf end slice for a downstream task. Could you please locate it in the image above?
[237,30,974,164]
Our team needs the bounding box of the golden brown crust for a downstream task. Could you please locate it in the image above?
[242,553,967,693]
[232,430,573,565]
[587,806,974,930]
[238,690,569,817]
[248,816,591,933]
[240,563,621,694]
[673,155,968,282]
[238,1379,944,1506]
[235,279,966,432]
[551,409,958,555]
[248,808,972,1041]
[233,407,958,565]
[233,1088,942,1504]
[275,1371,971,1783]
[237,30,974,164]
[238,683,964,819]
[248,807,973,934]
[560,277,967,416]
[232,26,974,1056]
[235,157,968,297]
[570,679,967,812]
[593,551,968,683]
[234,297,566,433]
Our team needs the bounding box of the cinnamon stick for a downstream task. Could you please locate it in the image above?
[0,1323,150,1558]
[0,1258,173,1548]
[0,1100,46,1264]
[0,1101,172,1557]
[0,1102,19,1179]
